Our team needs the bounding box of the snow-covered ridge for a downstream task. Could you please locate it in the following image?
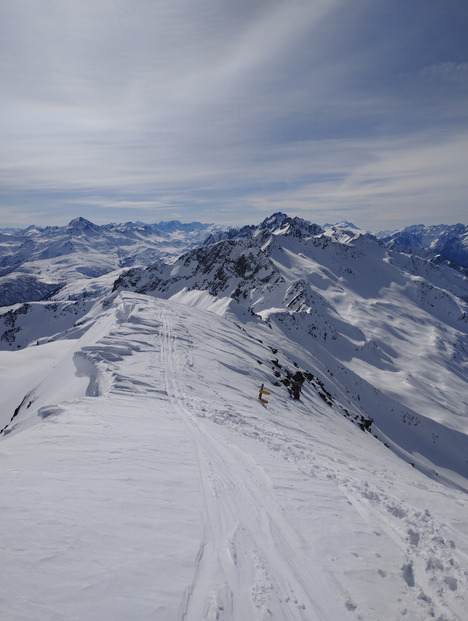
[1,291,467,620]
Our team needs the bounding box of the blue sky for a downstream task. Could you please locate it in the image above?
[1,0,467,230]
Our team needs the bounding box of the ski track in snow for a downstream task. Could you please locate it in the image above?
[1,292,467,620]
[118,295,467,620]
[159,307,333,620]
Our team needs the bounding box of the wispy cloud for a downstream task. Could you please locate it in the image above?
[418,62,468,83]
[1,1,467,227]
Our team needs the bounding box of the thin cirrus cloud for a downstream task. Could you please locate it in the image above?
[1,0,467,229]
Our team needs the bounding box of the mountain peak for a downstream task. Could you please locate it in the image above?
[258,213,323,238]
[259,212,289,229]
[335,220,360,230]
[67,217,99,231]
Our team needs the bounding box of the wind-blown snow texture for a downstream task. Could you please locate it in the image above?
[1,213,467,620]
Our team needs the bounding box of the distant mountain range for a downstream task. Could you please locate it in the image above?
[2,216,467,308]
[377,223,468,273]
[0,217,223,306]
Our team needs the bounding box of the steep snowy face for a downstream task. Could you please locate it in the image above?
[0,219,225,306]
[380,223,468,270]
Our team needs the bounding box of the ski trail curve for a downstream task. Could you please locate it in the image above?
[158,306,340,621]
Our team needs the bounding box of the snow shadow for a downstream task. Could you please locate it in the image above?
[73,351,102,397]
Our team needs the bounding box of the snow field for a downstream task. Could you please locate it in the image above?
[0,293,467,620]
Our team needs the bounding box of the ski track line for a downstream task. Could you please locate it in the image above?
[158,306,334,621]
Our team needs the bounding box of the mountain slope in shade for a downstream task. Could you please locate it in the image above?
[0,292,467,620]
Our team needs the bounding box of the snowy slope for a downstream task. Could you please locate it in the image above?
[1,292,467,621]
[321,221,365,244]
[1,213,468,620]
[113,214,468,450]
[0,218,224,306]
[0,299,95,350]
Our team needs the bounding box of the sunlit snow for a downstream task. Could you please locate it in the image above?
[1,215,467,620]
[1,292,467,620]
